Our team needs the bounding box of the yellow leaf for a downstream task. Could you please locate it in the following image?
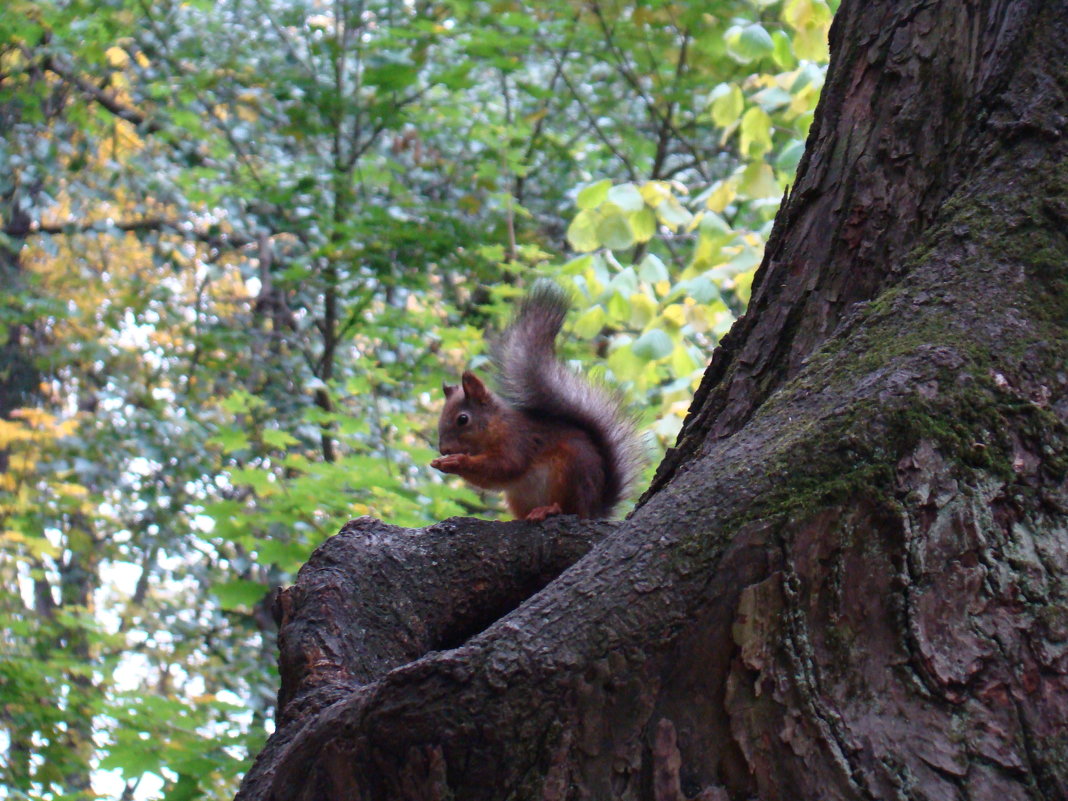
[639,181,671,207]
[629,207,657,242]
[709,84,744,128]
[629,293,657,328]
[661,304,686,329]
[705,179,738,213]
[12,407,55,427]
[793,23,830,61]
[783,0,813,30]
[56,418,80,438]
[0,420,32,447]
[567,209,601,252]
[574,305,607,339]
[105,46,129,68]
[9,453,36,472]
[734,267,758,304]
[56,483,90,498]
[687,304,711,333]
[691,233,719,270]
[671,343,699,375]
[738,163,780,199]
[739,107,773,158]
[775,68,801,91]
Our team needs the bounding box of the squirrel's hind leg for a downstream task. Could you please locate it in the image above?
[524,503,563,522]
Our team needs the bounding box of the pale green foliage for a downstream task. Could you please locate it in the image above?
[0,0,832,797]
[548,3,831,450]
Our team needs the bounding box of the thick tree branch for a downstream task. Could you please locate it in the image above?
[271,515,612,711]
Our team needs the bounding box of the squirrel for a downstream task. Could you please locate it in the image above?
[431,282,642,521]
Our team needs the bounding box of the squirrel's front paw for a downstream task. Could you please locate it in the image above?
[431,453,467,473]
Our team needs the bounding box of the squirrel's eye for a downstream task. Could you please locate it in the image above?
[456,412,470,426]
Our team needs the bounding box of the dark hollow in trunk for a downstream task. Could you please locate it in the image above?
[237,1,1068,798]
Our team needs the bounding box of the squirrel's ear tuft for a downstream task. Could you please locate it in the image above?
[461,370,491,404]
[443,382,458,399]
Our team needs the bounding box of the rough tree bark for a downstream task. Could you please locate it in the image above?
[237,1,1068,798]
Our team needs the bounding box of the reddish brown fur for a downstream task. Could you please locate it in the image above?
[432,371,609,520]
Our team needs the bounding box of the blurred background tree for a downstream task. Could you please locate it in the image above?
[0,0,834,797]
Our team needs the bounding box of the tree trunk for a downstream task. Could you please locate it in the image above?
[236,1,1068,799]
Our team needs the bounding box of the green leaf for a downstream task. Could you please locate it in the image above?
[606,267,640,303]
[727,244,764,273]
[606,183,645,213]
[573,306,606,339]
[263,429,299,449]
[738,162,780,198]
[567,210,601,252]
[255,539,312,571]
[210,428,250,454]
[220,389,262,413]
[739,107,773,157]
[213,579,270,611]
[776,140,806,173]
[163,773,202,801]
[439,64,475,90]
[679,276,721,304]
[727,23,775,63]
[655,196,693,229]
[751,87,793,113]
[638,254,670,284]
[478,244,506,262]
[577,179,611,210]
[562,254,594,276]
[631,329,674,361]
[596,212,635,251]
[364,62,418,91]
[772,30,797,68]
[629,293,658,328]
[606,290,630,323]
[607,339,645,380]
[204,499,243,520]
[629,206,657,242]
[171,109,202,132]
[790,62,826,94]
[99,740,162,776]
[699,211,733,240]
[229,467,277,496]
[671,341,699,375]
[709,84,744,128]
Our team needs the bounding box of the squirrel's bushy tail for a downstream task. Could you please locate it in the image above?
[492,281,643,516]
